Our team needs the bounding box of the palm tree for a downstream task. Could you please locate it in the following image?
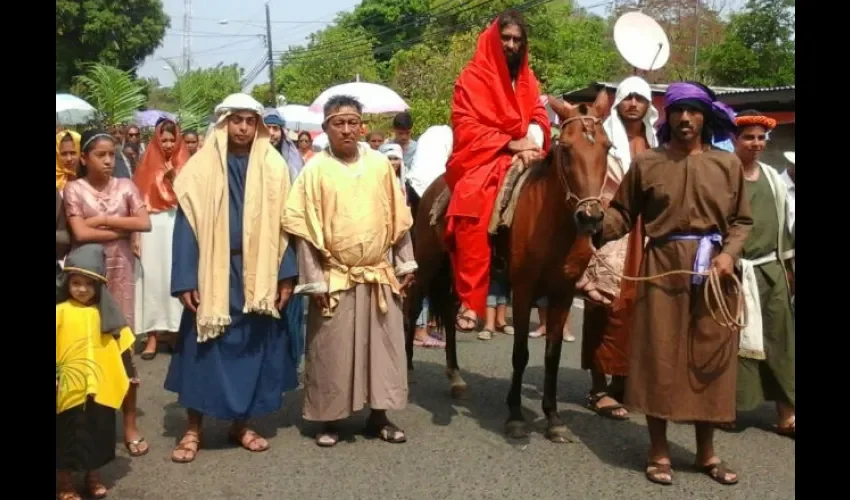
[74,63,147,128]
[164,60,215,133]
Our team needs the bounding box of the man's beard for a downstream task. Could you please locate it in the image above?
[506,52,522,80]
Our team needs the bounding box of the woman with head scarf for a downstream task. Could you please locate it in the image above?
[133,118,190,360]
[379,142,407,199]
[63,129,153,459]
[56,130,81,191]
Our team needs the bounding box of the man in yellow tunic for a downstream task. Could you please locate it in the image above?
[283,95,417,447]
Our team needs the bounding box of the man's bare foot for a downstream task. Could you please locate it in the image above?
[84,472,108,499]
[171,431,200,463]
[141,334,157,360]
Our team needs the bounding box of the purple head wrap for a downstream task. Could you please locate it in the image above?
[656,82,737,145]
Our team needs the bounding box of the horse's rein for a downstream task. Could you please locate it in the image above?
[589,246,747,329]
[556,115,605,213]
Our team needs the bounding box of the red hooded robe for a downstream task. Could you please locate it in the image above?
[445,19,551,318]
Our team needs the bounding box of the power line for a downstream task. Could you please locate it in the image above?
[277,0,493,63]
[276,0,552,65]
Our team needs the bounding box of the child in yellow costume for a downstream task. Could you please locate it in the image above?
[56,244,136,500]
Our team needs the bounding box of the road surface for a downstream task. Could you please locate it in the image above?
[103,302,795,500]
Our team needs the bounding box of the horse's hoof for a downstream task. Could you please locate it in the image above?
[545,425,574,444]
[505,420,529,439]
[450,384,469,400]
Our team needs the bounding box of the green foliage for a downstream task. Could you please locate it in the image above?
[703,0,795,86]
[275,25,381,105]
[56,0,169,91]
[74,63,147,128]
[343,0,431,62]
[526,2,619,94]
[168,64,243,130]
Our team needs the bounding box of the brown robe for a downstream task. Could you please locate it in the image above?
[597,147,753,423]
[298,236,414,422]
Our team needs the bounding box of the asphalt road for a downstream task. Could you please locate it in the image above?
[103,302,795,500]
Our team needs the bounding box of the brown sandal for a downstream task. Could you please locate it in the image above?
[645,461,673,485]
[774,419,795,438]
[229,428,269,452]
[696,460,739,485]
[171,431,200,463]
[124,437,149,457]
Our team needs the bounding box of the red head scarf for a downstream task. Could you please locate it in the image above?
[445,18,551,198]
[133,120,190,213]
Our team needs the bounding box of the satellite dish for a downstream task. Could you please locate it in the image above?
[613,11,671,72]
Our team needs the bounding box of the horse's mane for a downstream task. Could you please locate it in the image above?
[526,146,557,182]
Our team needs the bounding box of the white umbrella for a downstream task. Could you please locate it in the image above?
[278,104,323,132]
[309,82,409,115]
[56,93,97,125]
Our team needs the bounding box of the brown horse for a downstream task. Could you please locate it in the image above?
[405,90,611,443]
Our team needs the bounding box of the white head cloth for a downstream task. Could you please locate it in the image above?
[784,151,795,165]
[214,93,265,118]
[602,76,659,171]
[379,143,406,188]
[406,125,453,197]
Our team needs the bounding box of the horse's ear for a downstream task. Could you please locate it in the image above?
[592,89,610,117]
[547,96,576,120]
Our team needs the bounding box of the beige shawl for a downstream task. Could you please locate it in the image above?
[283,144,412,317]
[173,94,291,342]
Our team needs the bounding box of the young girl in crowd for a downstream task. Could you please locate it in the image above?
[63,129,152,457]
[56,244,137,500]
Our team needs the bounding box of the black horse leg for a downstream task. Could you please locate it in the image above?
[405,288,423,372]
[505,289,533,438]
[441,299,467,399]
[542,294,574,443]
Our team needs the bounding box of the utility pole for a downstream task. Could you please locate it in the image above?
[183,0,192,71]
[693,0,700,80]
[265,1,277,106]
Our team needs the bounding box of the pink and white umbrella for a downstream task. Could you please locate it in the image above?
[309,82,409,116]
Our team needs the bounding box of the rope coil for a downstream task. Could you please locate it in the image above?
[589,247,748,329]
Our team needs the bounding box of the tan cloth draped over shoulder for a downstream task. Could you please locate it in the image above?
[283,145,413,316]
[173,112,291,342]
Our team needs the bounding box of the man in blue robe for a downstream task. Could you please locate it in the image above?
[165,94,299,463]
[264,108,306,361]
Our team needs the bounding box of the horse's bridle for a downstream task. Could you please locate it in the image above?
[555,115,605,215]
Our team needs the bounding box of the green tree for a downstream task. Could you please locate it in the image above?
[274,24,381,105]
[703,0,795,86]
[389,30,479,132]
[56,0,170,91]
[527,1,619,94]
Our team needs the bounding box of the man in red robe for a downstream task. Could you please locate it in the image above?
[445,10,552,331]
